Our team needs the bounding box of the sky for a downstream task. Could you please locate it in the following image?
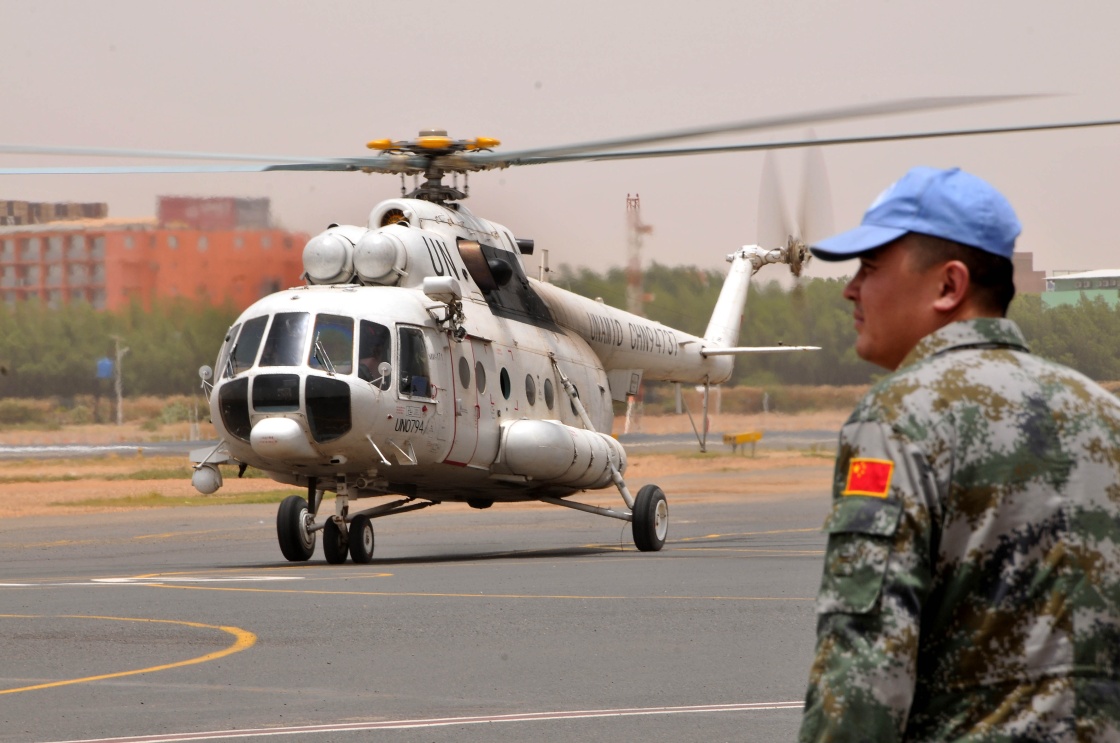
[2,1,1119,283]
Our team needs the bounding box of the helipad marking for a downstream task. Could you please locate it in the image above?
[0,615,255,695]
[41,700,804,742]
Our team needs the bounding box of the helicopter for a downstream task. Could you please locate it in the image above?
[5,96,1120,563]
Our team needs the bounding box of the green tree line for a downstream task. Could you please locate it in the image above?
[0,300,237,399]
[1,266,1118,399]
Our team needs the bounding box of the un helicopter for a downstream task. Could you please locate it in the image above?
[5,96,1120,563]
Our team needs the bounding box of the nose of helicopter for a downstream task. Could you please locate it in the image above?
[250,416,321,462]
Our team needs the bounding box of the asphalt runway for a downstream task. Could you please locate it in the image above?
[0,464,831,743]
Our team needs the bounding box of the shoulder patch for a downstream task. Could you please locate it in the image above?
[842,458,894,498]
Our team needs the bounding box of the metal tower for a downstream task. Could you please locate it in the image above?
[626,194,653,316]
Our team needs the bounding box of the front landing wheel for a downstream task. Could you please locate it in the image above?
[632,484,668,552]
[348,514,375,564]
[277,495,315,562]
[323,519,349,564]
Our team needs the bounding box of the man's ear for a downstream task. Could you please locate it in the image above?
[931,260,970,314]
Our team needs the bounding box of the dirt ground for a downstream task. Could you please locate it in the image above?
[0,411,842,518]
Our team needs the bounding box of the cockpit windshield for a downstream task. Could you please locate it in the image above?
[259,312,310,367]
[229,316,268,375]
[309,314,354,375]
[221,312,396,390]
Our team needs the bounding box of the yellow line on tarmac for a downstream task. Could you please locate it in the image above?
[0,615,256,695]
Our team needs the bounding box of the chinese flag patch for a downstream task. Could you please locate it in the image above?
[843,458,894,498]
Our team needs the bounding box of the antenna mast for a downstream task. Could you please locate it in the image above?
[626,194,653,316]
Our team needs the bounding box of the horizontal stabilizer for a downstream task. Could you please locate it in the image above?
[700,345,820,356]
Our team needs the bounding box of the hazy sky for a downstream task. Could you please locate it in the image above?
[2,1,1118,283]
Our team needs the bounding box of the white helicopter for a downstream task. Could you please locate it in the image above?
[5,97,1118,563]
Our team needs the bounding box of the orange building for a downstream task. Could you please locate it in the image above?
[0,198,308,311]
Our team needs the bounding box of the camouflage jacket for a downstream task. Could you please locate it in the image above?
[799,318,1120,742]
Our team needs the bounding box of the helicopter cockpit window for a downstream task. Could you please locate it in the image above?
[217,323,240,377]
[308,314,354,375]
[358,320,392,390]
[259,312,310,367]
[230,316,268,375]
[398,326,431,398]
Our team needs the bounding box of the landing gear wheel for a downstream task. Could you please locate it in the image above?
[323,519,349,564]
[632,484,668,552]
[277,495,315,562]
[348,514,375,564]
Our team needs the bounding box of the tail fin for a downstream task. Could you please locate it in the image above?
[702,248,756,348]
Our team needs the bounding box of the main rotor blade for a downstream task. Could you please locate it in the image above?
[472,95,1037,166]
[0,144,338,164]
[0,158,429,176]
[500,117,1120,166]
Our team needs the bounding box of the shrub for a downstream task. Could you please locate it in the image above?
[0,399,45,425]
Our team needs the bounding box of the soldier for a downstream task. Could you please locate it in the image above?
[799,166,1120,741]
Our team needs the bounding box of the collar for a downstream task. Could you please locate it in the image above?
[900,318,1030,368]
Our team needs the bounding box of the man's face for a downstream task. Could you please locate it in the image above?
[842,236,943,370]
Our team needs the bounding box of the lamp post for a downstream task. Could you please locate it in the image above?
[111,335,129,426]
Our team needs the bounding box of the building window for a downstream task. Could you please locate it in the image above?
[168,235,179,250]
[124,235,134,250]
[261,235,271,249]
[198,235,208,252]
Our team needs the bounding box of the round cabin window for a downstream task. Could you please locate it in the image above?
[525,374,537,406]
[475,361,487,393]
[543,378,554,410]
[500,368,511,400]
[458,357,471,388]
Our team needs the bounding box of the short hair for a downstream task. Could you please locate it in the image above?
[907,232,1016,315]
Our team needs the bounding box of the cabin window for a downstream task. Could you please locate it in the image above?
[357,320,392,390]
[308,314,354,375]
[475,361,487,394]
[525,374,536,406]
[458,357,471,388]
[543,378,554,410]
[230,316,269,374]
[398,326,431,398]
[259,312,310,367]
[500,368,511,399]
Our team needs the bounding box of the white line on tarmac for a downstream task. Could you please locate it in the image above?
[44,701,804,742]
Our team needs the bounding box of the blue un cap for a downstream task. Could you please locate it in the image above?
[810,166,1021,261]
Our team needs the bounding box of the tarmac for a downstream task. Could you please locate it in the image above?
[0,458,832,743]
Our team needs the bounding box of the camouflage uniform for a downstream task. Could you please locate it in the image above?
[799,318,1120,742]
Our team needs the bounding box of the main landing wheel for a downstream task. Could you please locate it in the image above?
[632,484,668,552]
[323,519,349,564]
[348,514,375,564]
[277,495,315,562]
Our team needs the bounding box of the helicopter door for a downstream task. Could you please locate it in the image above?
[443,338,499,468]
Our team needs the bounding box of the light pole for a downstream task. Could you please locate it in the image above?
[111,335,129,426]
